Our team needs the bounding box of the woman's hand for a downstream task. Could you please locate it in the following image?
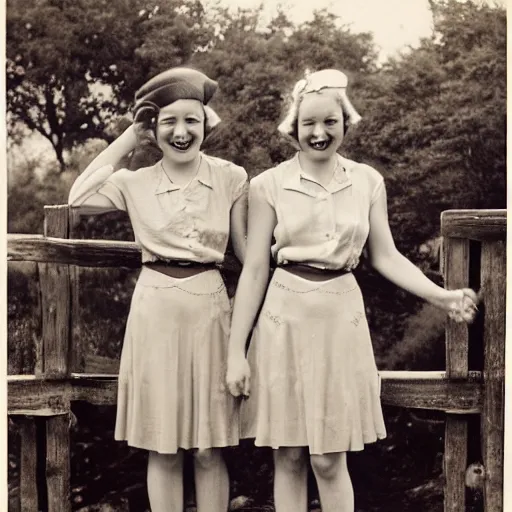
[366,182,480,325]
[226,355,251,398]
[434,288,479,324]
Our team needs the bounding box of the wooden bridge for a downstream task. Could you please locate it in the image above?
[7,206,506,511]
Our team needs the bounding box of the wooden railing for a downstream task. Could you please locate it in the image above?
[7,207,506,511]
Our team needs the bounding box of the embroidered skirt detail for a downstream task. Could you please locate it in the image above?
[115,267,239,453]
[241,268,386,454]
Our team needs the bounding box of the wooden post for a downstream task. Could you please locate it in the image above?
[442,236,470,512]
[40,205,72,512]
[18,418,39,511]
[39,205,71,377]
[68,207,84,373]
[46,415,71,511]
[480,240,505,512]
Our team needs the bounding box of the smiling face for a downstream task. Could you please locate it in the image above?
[296,92,344,161]
[156,99,205,164]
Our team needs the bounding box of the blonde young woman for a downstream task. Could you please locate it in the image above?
[226,69,478,512]
[69,67,248,512]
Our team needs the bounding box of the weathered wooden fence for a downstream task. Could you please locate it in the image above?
[7,206,506,511]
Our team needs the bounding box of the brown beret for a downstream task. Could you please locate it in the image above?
[134,67,218,112]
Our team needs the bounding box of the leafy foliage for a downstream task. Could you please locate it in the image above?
[345,0,506,257]
[6,0,213,169]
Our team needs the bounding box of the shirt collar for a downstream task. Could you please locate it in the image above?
[196,155,213,189]
[282,153,352,196]
[154,153,212,195]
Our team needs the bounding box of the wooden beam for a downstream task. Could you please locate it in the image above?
[71,376,119,406]
[8,377,71,415]
[380,373,481,413]
[480,240,505,512]
[83,353,120,374]
[7,235,242,274]
[443,236,470,512]
[441,210,506,240]
[8,235,141,268]
[7,372,483,414]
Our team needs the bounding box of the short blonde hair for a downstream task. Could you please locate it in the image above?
[278,69,362,148]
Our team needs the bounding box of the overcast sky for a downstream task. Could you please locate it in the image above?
[207,0,506,60]
[205,0,436,60]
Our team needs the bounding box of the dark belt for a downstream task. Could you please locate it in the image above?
[144,260,217,279]
[278,263,351,281]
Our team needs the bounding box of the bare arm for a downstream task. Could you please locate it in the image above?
[68,126,137,213]
[226,184,277,396]
[230,191,248,263]
[367,184,477,319]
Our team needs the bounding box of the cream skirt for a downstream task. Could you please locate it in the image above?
[241,268,386,455]
[115,267,239,453]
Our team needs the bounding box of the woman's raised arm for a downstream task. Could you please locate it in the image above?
[68,125,137,212]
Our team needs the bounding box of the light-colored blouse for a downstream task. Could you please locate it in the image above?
[97,153,248,263]
[250,153,384,270]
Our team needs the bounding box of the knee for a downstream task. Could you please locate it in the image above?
[148,451,183,471]
[274,447,307,472]
[193,448,221,470]
[310,452,346,480]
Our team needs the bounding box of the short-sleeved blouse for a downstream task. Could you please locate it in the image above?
[250,153,384,271]
[97,153,248,263]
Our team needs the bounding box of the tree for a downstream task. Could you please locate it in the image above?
[6,0,212,170]
[344,0,506,257]
[281,9,378,75]
[193,7,378,175]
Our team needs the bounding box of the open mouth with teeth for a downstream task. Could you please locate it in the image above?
[308,138,332,151]
[170,139,194,151]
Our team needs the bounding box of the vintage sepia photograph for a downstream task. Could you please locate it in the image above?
[5,0,506,511]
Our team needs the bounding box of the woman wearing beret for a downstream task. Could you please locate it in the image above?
[226,69,478,512]
[69,67,248,512]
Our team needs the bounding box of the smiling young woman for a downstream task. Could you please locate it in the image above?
[155,99,206,172]
[68,67,248,512]
[226,68,478,512]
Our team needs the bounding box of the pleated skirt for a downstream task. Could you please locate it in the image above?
[241,268,386,455]
[115,267,239,453]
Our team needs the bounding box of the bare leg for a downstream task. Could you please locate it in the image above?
[310,452,354,512]
[147,450,184,512]
[194,448,229,512]
[273,447,308,512]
